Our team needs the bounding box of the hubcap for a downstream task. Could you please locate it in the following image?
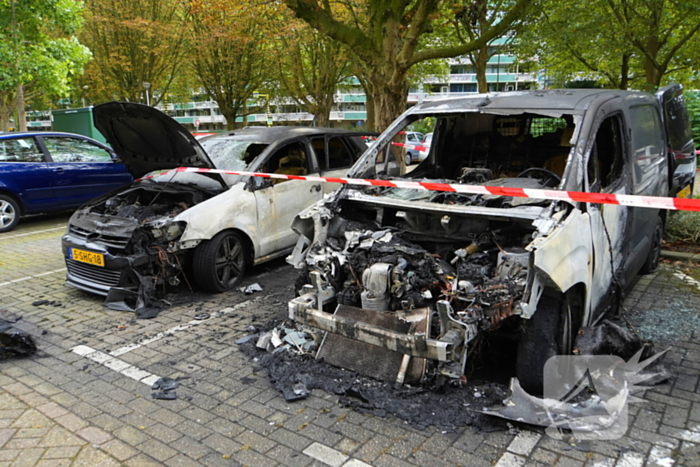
[214,235,244,286]
[0,200,16,228]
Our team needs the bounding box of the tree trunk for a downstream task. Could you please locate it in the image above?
[16,83,27,132]
[619,53,630,90]
[367,76,408,133]
[643,37,661,90]
[0,92,14,132]
[314,95,333,127]
[474,45,489,93]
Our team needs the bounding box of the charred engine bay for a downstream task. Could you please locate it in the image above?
[89,182,218,226]
[303,196,536,340]
[71,182,223,311]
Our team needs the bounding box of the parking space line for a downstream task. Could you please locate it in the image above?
[0,226,65,240]
[71,345,161,387]
[109,299,256,357]
[494,431,541,467]
[674,270,700,292]
[0,268,66,288]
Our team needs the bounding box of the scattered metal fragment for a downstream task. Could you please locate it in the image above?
[151,377,179,391]
[31,300,62,307]
[150,377,180,400]
[239,283,263,294]
[235,334,259,345]
[194,312,210,320]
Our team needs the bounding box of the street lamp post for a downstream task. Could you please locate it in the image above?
[143,82,151,106]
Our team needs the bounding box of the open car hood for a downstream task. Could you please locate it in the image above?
[93,102,214,179]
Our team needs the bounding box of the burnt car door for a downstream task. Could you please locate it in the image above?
[584,104,632,317]
[253,138,323,256]
[655,84,696,198]
[625,101,667,277]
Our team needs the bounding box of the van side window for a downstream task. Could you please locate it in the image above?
[588,115,625,191]
[629,105,664,168]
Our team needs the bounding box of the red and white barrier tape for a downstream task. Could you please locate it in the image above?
[139,167,700,212]
[391,142,429,152]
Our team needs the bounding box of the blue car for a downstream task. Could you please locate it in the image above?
[0,132,133,232]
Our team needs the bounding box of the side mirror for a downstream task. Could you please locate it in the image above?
[256,177,274,190]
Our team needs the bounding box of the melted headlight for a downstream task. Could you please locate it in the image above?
[149,221,186,242]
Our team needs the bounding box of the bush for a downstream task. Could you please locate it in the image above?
[665,200,700,243]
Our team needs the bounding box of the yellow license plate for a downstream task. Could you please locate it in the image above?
[70,248,105,267]
[678,185,692,199]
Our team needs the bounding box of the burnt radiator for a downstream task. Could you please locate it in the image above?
[316,305,429,383]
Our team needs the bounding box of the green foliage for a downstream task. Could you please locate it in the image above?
[515,0,700,91]
[0,0,90,124]
[665,199,700,243]
[685,92,700,151]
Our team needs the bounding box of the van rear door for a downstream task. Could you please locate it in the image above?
[655,84,696,197]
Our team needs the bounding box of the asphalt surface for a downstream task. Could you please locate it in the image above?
[1,212,700,467]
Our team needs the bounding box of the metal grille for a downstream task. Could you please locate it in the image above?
[66,259,122,287]
[317,305,427,383]
[69,225,129,249]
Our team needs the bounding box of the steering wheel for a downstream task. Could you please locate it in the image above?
[516,168,562,187]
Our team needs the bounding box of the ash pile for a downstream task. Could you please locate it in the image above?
[237,320,508,431]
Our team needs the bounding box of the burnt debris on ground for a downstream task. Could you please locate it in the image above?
[0,311,37,359]
[237,320,508,431]
[237,313,669,432]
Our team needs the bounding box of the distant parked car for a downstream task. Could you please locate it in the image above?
[62,102,375,297]
[417,132,433,162]
[0,132,133,232]
[403,131,425,165]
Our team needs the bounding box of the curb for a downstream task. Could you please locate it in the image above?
[661,249,700,262]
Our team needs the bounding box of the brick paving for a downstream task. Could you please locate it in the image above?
[1,213,700,466]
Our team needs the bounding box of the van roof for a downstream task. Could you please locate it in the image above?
[411,89,654,114]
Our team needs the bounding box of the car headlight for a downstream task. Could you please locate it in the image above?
[149,221,186,242]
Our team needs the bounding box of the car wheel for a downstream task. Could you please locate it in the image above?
[516,289,584,395]
[0,194,20,233]
[640,217,663,274]
[192,231,247,293]
[516,295,558,395]
[405,154,412,166]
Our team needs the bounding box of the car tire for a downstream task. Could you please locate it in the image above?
[192,231,247,293]
[640,217,663,274]
[405,154,412,166]
[0,194,20,233]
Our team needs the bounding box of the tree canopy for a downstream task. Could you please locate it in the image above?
[0,0,90,131]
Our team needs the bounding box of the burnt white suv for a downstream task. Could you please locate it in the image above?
[287,86,695,393]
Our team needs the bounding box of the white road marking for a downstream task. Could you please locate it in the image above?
[648,446,675,467]
[0,226,65,240]
[494,452,527,467]
[303,442,349,467]
[614,451,644,467]
[341,460,372,467]
[674,270,700,292]
[109,300,255,357]
[493,431,541,466]
[71,345,160,386]
[0,268,66,288]
[506,431,541,456]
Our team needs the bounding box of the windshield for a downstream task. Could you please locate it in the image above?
[199,137,269,171]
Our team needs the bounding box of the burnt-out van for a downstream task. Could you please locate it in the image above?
[287,86,694,394]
